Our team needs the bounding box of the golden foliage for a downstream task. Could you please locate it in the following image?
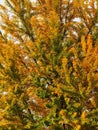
[0,0,98,130]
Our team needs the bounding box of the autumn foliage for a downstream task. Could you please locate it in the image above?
[0,0,98,130]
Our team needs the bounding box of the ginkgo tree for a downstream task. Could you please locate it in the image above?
[0,0,98,130]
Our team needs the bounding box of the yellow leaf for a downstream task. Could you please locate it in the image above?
[72,112,77,118]
[87,34,92,55]
[75,124,81,130]
[81,110,87,119]
[81,35,87,55]
[59,109,66,119]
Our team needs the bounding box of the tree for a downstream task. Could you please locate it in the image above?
[0,0,98,130]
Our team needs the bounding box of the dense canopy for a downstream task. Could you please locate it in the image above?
[0,0,98,130]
